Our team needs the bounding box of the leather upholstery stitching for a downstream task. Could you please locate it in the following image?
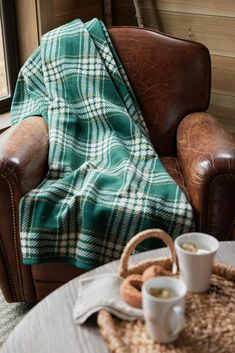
[0,238,17,301]
[207,174,235,239]
[0,173,24,300]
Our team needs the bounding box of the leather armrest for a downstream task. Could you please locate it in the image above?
[0,116,49,195]
[177,112,235,239]
[0,116,48,302]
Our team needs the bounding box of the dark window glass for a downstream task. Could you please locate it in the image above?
[0,0,19,113]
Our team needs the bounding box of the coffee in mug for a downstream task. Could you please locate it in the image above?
[175,232,219,292]
[180,242,211,254]
[148,287,177,299]
[142,276,186,343]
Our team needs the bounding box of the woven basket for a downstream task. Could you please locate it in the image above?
[97,229,235,353]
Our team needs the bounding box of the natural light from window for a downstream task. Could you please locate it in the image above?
[0,17,8,99]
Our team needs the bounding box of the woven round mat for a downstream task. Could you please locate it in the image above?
[97,229,235,353]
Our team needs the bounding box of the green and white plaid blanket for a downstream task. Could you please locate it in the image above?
[11,19,194,270]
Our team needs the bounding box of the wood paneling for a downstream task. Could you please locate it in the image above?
[16,0,103,64]
[114,0,235,132]
[36,0,55,37]
[156,0,235,17]
[209,93,235,132]
[157,11,235,58]
[15,0,39,64]
[53,0,102,17]
[114,4,235,57]
[116,0,235,17]
[211,55,235,96]
[53,0,103,28]
[112,4,136,26]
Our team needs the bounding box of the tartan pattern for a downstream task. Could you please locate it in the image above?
[11,19,194,270]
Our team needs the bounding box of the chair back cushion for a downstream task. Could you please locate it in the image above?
[108,27,211,156]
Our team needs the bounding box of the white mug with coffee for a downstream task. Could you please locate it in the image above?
[142,276,186,343]
[174,232,219,292]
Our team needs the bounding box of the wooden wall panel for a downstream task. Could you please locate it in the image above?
[16,0,103,64]
[156,0,235,17]
[53,0,103,28]
[211,55,235,96]
[209,93,235,132]
[116,0,235,17]
[54,0,102,17]
[15,0,39,64]
[36,0,55,37]
[112,4,136,26]
[114,4,235,57]
[114,0,235,132]
[155,12,235,58]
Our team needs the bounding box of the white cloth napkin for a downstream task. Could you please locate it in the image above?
[73,273,144,324]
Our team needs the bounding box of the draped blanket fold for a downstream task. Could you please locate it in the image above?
[11,19,194,270]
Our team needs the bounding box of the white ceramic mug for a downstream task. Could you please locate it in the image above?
[142,276,186,343]
[174,232,219,292]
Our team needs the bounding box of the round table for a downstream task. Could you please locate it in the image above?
[1,241,235,353]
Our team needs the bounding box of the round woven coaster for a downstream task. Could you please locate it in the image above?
[97,230,235,353]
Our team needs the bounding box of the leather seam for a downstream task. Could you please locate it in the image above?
[0,237,17,301]
[0,173,25,300]
[207,174,235,239]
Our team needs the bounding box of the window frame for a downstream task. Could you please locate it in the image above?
[0,0,19,114]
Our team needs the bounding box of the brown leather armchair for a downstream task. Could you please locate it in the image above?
[0,27,234,303]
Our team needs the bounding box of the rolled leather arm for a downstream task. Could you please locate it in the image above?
[177,112,235,240]
[0,116,48,302]
[0,116,49,195]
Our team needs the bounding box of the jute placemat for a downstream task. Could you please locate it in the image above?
[97,229,235,353]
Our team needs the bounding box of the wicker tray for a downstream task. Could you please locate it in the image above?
[97,229,235,353]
